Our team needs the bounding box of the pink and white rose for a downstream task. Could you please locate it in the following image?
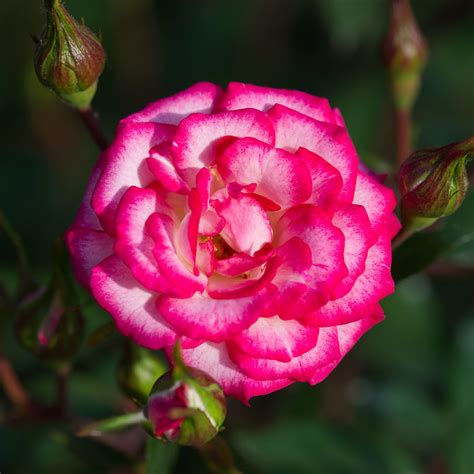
[66,82,400,403]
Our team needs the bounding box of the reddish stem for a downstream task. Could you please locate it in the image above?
[77,107,109,151]
[0,355,30,409]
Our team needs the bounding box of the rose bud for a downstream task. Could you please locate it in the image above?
[144,346,226,446]
[16,240,84,365]
[398,137,474,232]
[34,0,105,109]
[382,0,428,110]
[117,342,168,406]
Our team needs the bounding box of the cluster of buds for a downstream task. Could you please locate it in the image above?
[398,137,474,232]
[382,0,428,110]
[34,0,105,109]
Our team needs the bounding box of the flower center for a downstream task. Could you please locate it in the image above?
[212,235,235,260]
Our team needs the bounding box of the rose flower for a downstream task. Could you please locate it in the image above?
[67,83,399,403]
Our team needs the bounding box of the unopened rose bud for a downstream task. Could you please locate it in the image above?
[398,137,474,231]
[34,0,105,109]
[16,240,84,365]
[144,346,226,446]
[117,342,168,406]
[382,0,428,110]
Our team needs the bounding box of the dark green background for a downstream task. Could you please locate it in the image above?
[1,0,473,473]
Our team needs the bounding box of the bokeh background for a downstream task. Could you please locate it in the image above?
[1,0,474,473]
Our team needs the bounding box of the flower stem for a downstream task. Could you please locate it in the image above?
[0,355,30,410]
[77,106,109,151]
[55,364,71,417]
[395,107,412,165]
[198,436,242,474]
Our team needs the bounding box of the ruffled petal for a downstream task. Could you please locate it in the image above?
[305,235,394,326]
[217,137,312,207]
[114,187,172,292]
[216,195,273,256]
[217,82,336,124]
[337,305,385,356]
[268,104,358,202]
[172,109,275,186]
[65,228,114,288]
[296,147,343,209]
[228,316,320,363]
[178,342,293,404]
[331,202,374,298]
[92,122,175,234]
[90,255,177,349]
[146,213,207,297]
[122,82,222,125]
[158,290,268,342]
[147,142,189,193]
[276,205,347,301]
[353,171,398,235]
[70,160,104,230]
[229,327,340,382]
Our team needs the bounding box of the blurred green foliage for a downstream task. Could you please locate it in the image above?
[1,0,473,473]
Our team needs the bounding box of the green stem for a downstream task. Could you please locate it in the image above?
[198,436,242,474]
[395,107,412,165]
[145,437,178,474]
[77,410,146,437]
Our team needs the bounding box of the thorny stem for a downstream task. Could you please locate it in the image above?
[77,106,109,151]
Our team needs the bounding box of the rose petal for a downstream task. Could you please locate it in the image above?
[147,142,189,193]
[337,305,385,356]
[268,104,358,202]
[331,202,374,298]
[122,82,222,125]
[146,213,207,298]
[353,171,398,235]
[229,316,320,363]
[305,235,394,326]
[90,255,177,349]
[216,195,273,256]
[158,290,268,342]
[92,122,175,234]
[230,327,340,382]
[114,187,172,292]
[172,109,275,186]
[70,160,104,230]
[65,228,114,288]
[217,137,312,207]
[178,342,293,404]
[217,82,336,123]
[276,205,347,299]
[296,147,343,209]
